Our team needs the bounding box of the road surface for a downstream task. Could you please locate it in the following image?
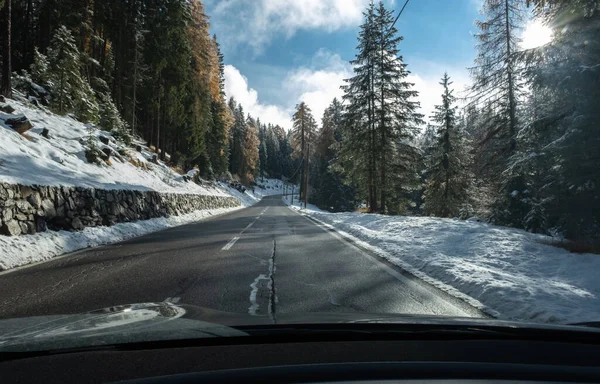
[0,195,484,320]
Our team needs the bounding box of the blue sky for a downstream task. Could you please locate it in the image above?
[204,0,483,129]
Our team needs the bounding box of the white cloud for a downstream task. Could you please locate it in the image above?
[285,50,352,125]
[208,0,370,52]
[224,49,352,129]
[224,65,293,129]
[224,51,472,131]
[406,61,471,124]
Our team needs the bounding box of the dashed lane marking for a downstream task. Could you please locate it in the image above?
[222,236,241,251]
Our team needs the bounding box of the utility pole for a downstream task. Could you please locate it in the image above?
[304,144,310,209]
[299,109,305,203]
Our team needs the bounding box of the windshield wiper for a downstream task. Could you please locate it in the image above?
[569,322,600,329]
[235,322,600,344]
[237,324,525,339]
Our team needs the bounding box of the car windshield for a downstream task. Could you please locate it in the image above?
[0,0,599,350]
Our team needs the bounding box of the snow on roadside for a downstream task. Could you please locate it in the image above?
[0,97,224,195]
[0,206,242,271]
[0,178,285,271]
[285,197,600,325]
[218,178,286,207]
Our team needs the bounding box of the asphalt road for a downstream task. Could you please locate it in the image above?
[0,195,484,320]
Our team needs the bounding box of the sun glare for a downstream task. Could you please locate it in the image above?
[521,21,553,49]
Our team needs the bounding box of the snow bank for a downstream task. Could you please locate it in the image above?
[0,178,285,271]
[0,98,225,196]
[0,206,241,271]
[286,198,600,325]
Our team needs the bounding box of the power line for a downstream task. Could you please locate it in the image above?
[289,155,305,180]
[390,0,411,31]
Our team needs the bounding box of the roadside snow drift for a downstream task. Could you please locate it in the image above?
[287,198,600,325]
[0,207,239,271]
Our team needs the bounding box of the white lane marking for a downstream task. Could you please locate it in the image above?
[221,214,262,252]
[288,208,478,316]
[222,237,240,251]
[164,297,181,303]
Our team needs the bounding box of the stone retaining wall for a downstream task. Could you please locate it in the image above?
[0,183,240,236]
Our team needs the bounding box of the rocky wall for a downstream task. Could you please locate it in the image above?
[0,183,240,236]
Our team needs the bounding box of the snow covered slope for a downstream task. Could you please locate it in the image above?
[286,198,600,325]
[0,98,224,195]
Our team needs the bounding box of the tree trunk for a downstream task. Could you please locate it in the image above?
[443,113,451,217]
[160,117,167,161]
[504,0,517,153]
[24,0,33,68]
[379,26,386,213]
[156,91,161,154]
[300,108,305,201]
[132,33,139,136]
[148,106,155,148]
[370,50,378,213]
[114,21,124,107]
[367,50,377,213]
[1,0,12,98]
[58,69,65,114]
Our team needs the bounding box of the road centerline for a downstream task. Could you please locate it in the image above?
[222,236,240,251]
[221,213,262,252]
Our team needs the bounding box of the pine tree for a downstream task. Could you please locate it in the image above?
[207,36,232,177]
[423,73,472,218]
[6,0,303,192]
[292,102,317,204]
[130,28,146,138]
[241,118,260,185]
[264,125,282,178]
[258,133,268,180]
[31,47,49,85]
[98,92,131,145]
[340,1,378,211]
[340,1,422,214]
[420,124,437,159]
[312,98,356,212]
[373,1,423,213]
[41,25,99,121]
[469,0,526,225]
[229,101,247,177]
[280,129,296,180]
[519,0,600,240]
